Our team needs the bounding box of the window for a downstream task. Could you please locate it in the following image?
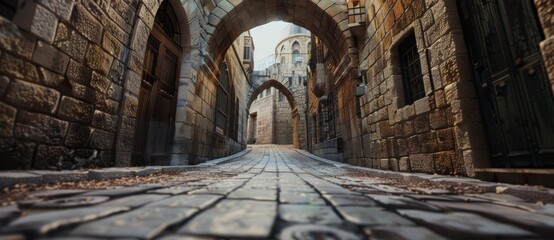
[215,61,237,138]
[292,50,301,63]
[361,71,368,85]
[399,33,425,105]
[243,46,251,60]
[288,77,292,87]
[347,0,366,24]
[278,92,284,102]
[318,93,337,142]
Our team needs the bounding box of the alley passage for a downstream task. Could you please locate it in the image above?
[2,145,554,239]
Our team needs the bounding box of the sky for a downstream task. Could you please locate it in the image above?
[249,21,290,69]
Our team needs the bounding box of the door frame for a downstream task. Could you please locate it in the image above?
[133,22,182,166]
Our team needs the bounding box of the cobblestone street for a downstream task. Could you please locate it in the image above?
[0,145,553,239]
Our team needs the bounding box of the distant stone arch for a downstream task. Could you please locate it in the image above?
[247,79,296,111]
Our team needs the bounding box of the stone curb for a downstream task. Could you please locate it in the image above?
[295,149,554,203]
[197,147,252,167]
[0,148,252,189]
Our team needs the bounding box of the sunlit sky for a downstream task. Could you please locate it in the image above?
[249,21,289,68]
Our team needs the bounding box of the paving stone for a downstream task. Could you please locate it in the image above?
[79,186,154,197]
[323,194,377,207]
[279,185,316,193]
[316,187,360,195]
[178,200,277,238]
[370,185,410,194]
[71,207,197,239]
[187,187,237,195]
[365,226,447,240]
[158,236,216,240]
[16,198,44,208]
[443,195,491,202]
[28,189,89,199]
[397,210,535,238]
[409,188,452,195]
[403,194,458,202]
[0,205,20,224]
[465,193,525,203]
[336,206,414,226]
[539,204,554,217]
[227,188,277,201]
[242,183,278,189]
[146,194,222,209]
[148,186,199,195]
[428,201,554,233]
[367,195,442,211]
[7,206,128,234]
[279,191,326,205]
[98,194,169,208]
[0,172,42,188]
[349,187,386,194]
[279,224,362,240]
[88,168,134,180]
[32,196,110,208]
[279,204,343,224]
[493,200,546,212]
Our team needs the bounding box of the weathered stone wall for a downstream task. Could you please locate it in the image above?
[273,95,293,145]
[248,94,274,144]
[535,0,554,88]
[0,0,250,169]
[343,0,487,176]
[0,0,140,169]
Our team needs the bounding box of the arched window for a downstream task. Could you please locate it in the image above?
[292,50,301,63]
[215,61,238,139]
[292,41,301,64]
[155,0,181,44]
[292,41,300,50]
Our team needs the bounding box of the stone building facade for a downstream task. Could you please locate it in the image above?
[247,24,310,145]
[1,0,553,185]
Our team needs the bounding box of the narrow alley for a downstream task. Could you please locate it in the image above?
[1,145,553,239]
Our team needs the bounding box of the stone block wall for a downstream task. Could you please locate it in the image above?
[248,94,274,144]
[0,0,136,169]
[0,0,250,169]
[536,0,554,88]
[336,0,488,176]
[274,97,293,145]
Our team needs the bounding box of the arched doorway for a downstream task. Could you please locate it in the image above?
[133,0,182,166]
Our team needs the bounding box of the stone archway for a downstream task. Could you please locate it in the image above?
[200,0,359,80]
[247,79,302,149]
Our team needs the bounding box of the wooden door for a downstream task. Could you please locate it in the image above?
[459,0,554,167]
[133,24,181,166]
